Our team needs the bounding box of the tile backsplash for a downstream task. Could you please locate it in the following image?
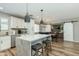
[0,31,9,36]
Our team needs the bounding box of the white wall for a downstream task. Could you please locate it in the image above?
[64,23,74,41]
[73,22,79,42]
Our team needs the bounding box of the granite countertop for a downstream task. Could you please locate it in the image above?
[17,34,51,42]
[0,35,9,37]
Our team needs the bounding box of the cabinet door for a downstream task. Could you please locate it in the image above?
[45,25,51,32]
[17,18,25,28]
[0,36,11,51]
[10,16,17,28]
[0,37,5,51]
[40,25,46,32]
[20,19,25,28]
[10,16,25,28]
[34,24,39,33]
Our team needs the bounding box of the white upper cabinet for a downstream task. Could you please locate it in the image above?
[34,24,39,33]
[10,16,18,28]
[45,25,51,32]
[10,16,25,28]
[40,24,51,32]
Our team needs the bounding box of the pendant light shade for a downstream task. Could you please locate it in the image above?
[24,3,31,22]
[40,9,44,24]
[40,19,44,24]
[25,13,30,22]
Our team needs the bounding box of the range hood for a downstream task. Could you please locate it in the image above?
[11,28,27,30]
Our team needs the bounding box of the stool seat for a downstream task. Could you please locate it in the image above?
[42,39,52,56]
[42,40,50,44]
[32,43,42,51]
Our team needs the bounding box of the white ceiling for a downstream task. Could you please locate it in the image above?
[0,3,79,24]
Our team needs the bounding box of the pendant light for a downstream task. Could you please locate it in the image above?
[40,9,45,24]
[24,3,30,22]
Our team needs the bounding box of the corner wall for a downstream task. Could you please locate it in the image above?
[73,22,79,42]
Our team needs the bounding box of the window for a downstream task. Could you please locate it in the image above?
[0,18,9,31]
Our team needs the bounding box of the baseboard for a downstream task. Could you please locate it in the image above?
[64,40,79,43]
[64,40,74,42]
[74,41,79,42]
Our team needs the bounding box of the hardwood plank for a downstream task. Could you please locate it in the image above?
[0,41,79,56]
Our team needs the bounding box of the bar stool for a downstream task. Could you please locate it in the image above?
[42,39,52,56]
[31,43,43,56]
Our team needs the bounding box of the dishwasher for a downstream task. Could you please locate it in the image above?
[11,35,20,47]
[11,35,16,47]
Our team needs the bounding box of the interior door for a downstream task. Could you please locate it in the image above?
[64,22,74,41]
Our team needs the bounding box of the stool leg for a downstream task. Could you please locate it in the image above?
[36,50,39,56]
[42,43,46,56]
[46,44,49,56]
[46,43,52,56]
[44,45,47,56]
[50,42,52,51]
[42,46,44,56]
[31,49,32,56]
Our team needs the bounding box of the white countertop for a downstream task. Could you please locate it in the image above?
[0,35,10,37]
[17,34,51,42]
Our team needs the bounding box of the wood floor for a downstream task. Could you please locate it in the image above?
[50,41,79,56]
[0,48,16,56]
[0,41,79,56]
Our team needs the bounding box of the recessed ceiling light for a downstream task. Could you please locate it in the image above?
[0,7,3,10]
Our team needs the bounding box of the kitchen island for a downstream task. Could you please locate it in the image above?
[16,34,51,56]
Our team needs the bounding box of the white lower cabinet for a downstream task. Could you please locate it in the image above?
[0,36,11,51]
